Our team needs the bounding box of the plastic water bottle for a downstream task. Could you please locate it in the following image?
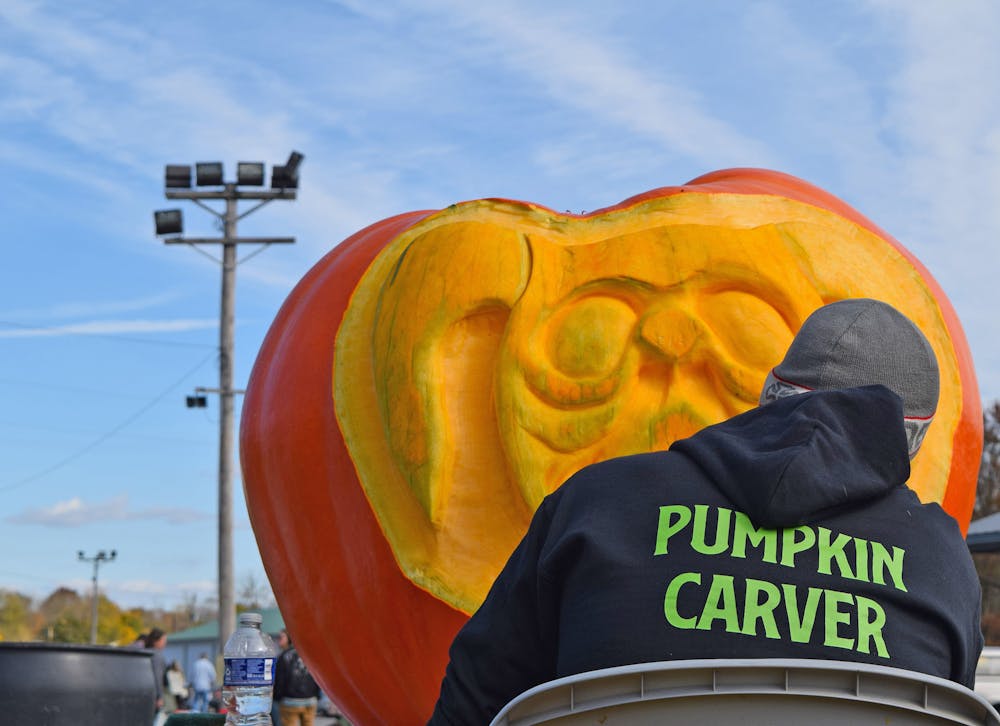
[223,612,277,725]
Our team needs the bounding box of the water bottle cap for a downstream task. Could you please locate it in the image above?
[238,612,263,625]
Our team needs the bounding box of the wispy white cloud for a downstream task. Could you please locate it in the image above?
[0,293,183,322]
[0,318,216,338]
[0,0,308,179]
[406,0,775,171]
[0,138,130,198]
[319,0,399,23]
[866,0,1000,245]
[111,578,216,598]
[0,0,378,293]
[855,0,1000,388]
[7,494,210,526]
[54,577,217,607]
[737,5,897,195]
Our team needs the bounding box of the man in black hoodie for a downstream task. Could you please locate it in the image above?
[273,630,321,726]
[428,298,983,725]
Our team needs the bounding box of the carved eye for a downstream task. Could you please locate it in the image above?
[698,290,793,371]
[546,295,637,379]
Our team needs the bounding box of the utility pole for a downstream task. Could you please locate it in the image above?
[77,549,116,644]
[154,153,302,651]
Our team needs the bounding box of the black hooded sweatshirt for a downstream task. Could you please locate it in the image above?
[429,386,983,725]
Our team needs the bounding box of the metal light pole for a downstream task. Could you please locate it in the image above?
[78,549,116,644]
[154,153,302,651]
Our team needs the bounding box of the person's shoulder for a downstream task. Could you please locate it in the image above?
[534,451,681,527]
[889,486,964,531]
[552,450,679,504]
[565,450,672,488]
[880,487,976,560]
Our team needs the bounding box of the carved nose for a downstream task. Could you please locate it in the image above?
[639,306,702,362]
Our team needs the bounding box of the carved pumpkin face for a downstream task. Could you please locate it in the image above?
[334,188,977,615]
[241,169,981,725]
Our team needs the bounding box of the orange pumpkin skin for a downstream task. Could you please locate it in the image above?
[240,169,981,726]
[241,211,468,726]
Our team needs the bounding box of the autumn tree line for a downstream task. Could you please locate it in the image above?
[0,574,275,644]
[973,401,1000,643]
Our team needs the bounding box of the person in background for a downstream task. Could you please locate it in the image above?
[190,651,216,713]
[144,628,168,726]
[165,660,189,711]
[273,629,321,726]
[271,630,290,726]
[429,298,983,725]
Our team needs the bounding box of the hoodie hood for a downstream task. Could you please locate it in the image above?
[670,385,910,528]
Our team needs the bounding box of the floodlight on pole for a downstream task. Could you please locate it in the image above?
[196,162,224,187]
[78,549,117,644]
[153,151,302,652]
[165,165,192,189]
[270,151,304,190]
[154,209,183,237]
[237,162,265,186]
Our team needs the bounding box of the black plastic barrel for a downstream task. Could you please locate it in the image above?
[0,642,156,725]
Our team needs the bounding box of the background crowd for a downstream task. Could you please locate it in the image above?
[133,625,336,725]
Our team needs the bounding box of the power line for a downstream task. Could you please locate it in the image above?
[0,352,216,493]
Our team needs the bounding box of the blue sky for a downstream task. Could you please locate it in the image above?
[2,0,999,610]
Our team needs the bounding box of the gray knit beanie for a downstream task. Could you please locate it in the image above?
[759,298,939,456]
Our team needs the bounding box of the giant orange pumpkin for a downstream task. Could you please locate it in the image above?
[240,168,981,725]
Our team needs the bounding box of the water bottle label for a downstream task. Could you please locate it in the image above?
[223,656,275,686]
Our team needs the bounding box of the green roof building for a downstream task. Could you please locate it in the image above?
[163,607,285,678]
